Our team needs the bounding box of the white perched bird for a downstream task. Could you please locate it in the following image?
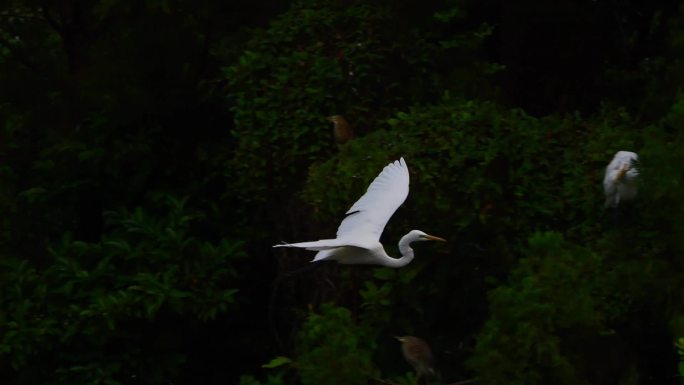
[603,151,639,208]
[274,158,445,268]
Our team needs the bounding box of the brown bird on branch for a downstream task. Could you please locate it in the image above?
[396,336,436,384]
[327,115,355,145]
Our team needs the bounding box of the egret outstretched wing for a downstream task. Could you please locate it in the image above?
[334,157,410,246]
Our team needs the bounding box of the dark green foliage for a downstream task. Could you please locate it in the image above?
[240,303,378,385]
[0,195,244,383]
[298,96,684,384]
[224,0,493,221]
[303,98,639,245]
[226,2,408,206]
[466,232,605,385]
[296,304,379,385]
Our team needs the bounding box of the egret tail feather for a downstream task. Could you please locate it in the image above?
[273,239,349,251]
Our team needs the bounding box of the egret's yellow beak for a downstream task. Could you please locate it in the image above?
[424,234,446,242]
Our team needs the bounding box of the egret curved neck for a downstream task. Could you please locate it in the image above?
[382,233,416,269]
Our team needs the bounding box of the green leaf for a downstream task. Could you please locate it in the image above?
[262,356,293,369]
[372,267,395,281]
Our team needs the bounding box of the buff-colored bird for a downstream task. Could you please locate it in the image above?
[327,115,355,144]
[396,336,436,382]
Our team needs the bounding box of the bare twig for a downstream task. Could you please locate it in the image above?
[39,1,63,34]
[445,379,477,385]
[370,378,400,385]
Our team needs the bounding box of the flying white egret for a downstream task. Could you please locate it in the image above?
[603,151,639,208]
[274,158,445,268]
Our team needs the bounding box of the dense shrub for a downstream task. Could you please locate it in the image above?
[0,195,244,383]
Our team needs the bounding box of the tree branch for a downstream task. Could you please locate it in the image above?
[39,1,63,34]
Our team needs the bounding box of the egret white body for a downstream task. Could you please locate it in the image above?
[273,158,445,268]
[603,151,639,208]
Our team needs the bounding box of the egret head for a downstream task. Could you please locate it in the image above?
[409,230,446,242]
